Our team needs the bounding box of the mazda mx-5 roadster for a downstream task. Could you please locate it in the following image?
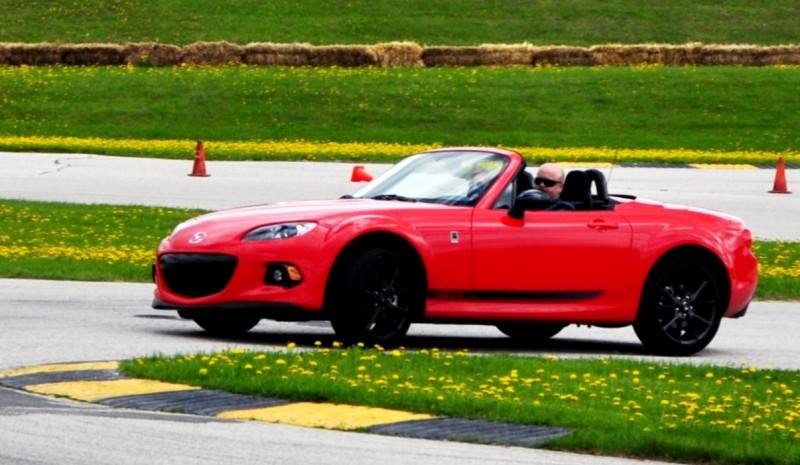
[153,147,757,355]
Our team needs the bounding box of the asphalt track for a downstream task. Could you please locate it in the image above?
[1,151,798,239]
[1,151,798,464]
[0,278,701,465]
[0,385,675,465]
[1,278,795,465]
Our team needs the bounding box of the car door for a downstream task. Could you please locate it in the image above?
[471,207,634,309]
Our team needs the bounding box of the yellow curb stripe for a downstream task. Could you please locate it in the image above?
[689,163,758,170]
[218,402,434,430]
[0,361,119,378]
[25,379,198,402]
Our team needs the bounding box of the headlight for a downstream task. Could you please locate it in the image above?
[242,222,317,242]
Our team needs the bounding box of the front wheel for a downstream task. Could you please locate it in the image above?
[191,313,261,337]
[329,248,423,346]
[634,257,724,356]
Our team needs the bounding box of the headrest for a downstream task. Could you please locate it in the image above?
[584,169,608,201]
[560,170,591,209]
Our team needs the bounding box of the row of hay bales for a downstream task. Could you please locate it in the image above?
[1,41,799,67]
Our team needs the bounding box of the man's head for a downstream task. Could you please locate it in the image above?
[534,163,565,199]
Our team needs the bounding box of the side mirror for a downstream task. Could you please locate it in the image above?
[351,165,373,182]
[509,189,552,219]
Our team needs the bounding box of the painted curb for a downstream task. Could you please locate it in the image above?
[0,361,569,447]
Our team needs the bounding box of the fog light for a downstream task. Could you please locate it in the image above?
[265,263,302,288]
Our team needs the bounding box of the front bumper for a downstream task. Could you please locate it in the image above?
[725,238,759,318]
[152,298,324,321]
[153,231,333,313]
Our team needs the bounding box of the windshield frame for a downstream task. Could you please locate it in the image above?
[354,150,511,207]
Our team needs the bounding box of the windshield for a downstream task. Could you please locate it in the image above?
[354,151,508,206]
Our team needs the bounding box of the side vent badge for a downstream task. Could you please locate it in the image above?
[450,231,460,244]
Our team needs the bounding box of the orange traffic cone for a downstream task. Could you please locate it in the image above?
[351,165,373,182]
[768,157,790,194]
[189,140,210,177]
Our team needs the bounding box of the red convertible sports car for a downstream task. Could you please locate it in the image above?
[153,148,758,355]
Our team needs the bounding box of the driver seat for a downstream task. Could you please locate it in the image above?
[560,170,592,210]
[517,170,534,193]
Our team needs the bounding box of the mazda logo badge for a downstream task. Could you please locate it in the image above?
[188,232,207,244]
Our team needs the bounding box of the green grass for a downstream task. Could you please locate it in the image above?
[753,241,800,300]
[1,66,800,156]
[121,347,800,465]
[0,199,200,282]
[0,198,797,300]
[1,0,799,45]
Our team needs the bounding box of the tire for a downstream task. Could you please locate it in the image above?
[634,257,724,356]
[496,323,565,342]
[329,248,423,346]
[192,313,260,337]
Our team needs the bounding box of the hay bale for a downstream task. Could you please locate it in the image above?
[762,45,800,65]
[1,43,62,65]
[423,45,536,66]
[531,46,593,66]
[60,44,127,65]
[475,44,535,65]
[309,45,377,66]
[590,44,660,65]
[659,43,704,65]
[372,41,423,67]
[695,44,800,66]
[574,43,800,66]
[242,43,377,67]
[422,46,483,66]
[124,43,183,66]
[588,43,702,66]
[0,44,10,65]
[245,43,309,65]
[243,43,313,66]
[182,41,243,65]
[696,44,758,66]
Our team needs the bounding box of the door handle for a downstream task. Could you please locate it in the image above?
[587,219,619,230]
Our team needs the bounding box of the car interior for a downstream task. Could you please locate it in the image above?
[558,168,614,210]
[497,167,616,211]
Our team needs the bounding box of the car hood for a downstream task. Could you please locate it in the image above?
[166,199,446,245]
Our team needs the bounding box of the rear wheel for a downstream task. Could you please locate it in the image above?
[496,323,565,342]
[329,248,423,345]
[191,313,261,337]
[634,257,723,356]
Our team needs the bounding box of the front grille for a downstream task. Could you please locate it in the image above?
[159,254,237,298]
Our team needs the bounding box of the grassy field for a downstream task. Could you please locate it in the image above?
[0,200,200,282]
[1,0,799,45]
[1,66,799,162]
[5,135,797,166]
[122,347,800,465]
[0,199,797,300]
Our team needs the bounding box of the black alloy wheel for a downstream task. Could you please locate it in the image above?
[496,323,566,342]
[634,257,724,356]
[330,248,422,345]
[191,313,261,337]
